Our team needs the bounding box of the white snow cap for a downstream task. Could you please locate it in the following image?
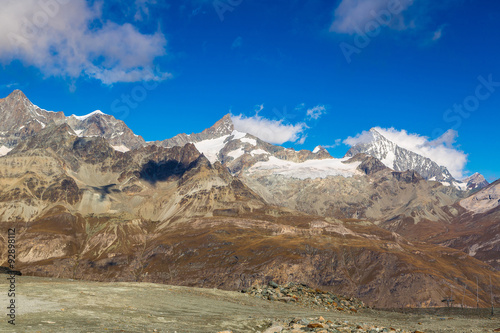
[72,110,105,121]
[313,146,322,153]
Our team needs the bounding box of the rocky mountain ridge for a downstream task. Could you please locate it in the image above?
[1,90,488,191]
[344,128,487,191]
[0,90,146,155]
[0,90,499,308]
[463,172,490,191]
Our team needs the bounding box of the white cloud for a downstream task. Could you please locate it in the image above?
[231,36,243,50]
[296,135,307,145]
[330,0,415,34]
[231,114,307,145]
[0,82,20,90]
[254,104,264,113]
[295,103,305,111]
[0,0,168,85]
[134,0,157,21]
[306,105,327,120]
[321,139,342,149]
[344,131,374,146]
[428,129,457,148]
[431,27,443,41]
[344,127,468,179]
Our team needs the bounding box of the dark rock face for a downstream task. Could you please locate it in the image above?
[0,267,22,276]
[346,154,387,175]
[42,177,81,205]
[391,170,424,184]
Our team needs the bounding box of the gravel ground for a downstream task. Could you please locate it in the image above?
[0,276,498,333]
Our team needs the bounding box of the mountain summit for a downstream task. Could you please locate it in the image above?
[344,128,471,189]
[0,90,145,154]
[0,91,489,192]
[463,172,489,191]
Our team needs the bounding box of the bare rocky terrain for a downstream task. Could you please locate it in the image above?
[0,276,498,333]
[0,90,499,331]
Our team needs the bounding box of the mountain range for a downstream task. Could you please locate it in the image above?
[0,90,498,308]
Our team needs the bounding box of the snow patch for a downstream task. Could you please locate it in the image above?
[112,145,130,153]
[312,146,321,153]
[240,137,257,146]
[72,110,105,121]
[248,156,362,180]
[34,118,46,128]
[227,148,245,160]
[0,146,12,157]
[381,150,395,169]
[250,149,269,156]
[231,130,247,140]
[193,135,230,163]
[111,131,124,138]
[453,181,467,191]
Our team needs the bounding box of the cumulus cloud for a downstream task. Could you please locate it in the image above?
[343,131,375,146]
[306,105,327,120]
[330,0,415,34]
[231,114,307,145]
[344,127,468,179]
[0,0,169,85]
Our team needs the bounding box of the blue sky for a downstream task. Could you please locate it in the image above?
[0,0,499,181]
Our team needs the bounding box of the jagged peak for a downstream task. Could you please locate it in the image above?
[462,172,489,190]
[202,113,234,137]
[312,145,326,153]
[2,90,34,108]
[6,89,28,100]
[368,128,390,142]
[464,172,484,180]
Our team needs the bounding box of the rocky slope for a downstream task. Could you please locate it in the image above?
[0,90,499,308]
[0,122,265,223]
[0,124,497,307]
[428,180,500,270]
[3,277,498,333]
[240,153,463,226]
[362,180,500,271]
[1,204,499,308]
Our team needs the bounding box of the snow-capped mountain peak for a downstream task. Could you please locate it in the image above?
[345,127,461,187]
[463,172,489,191]
[0,90,145,151]
[71,110,105,121]
[313,145,329,154]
